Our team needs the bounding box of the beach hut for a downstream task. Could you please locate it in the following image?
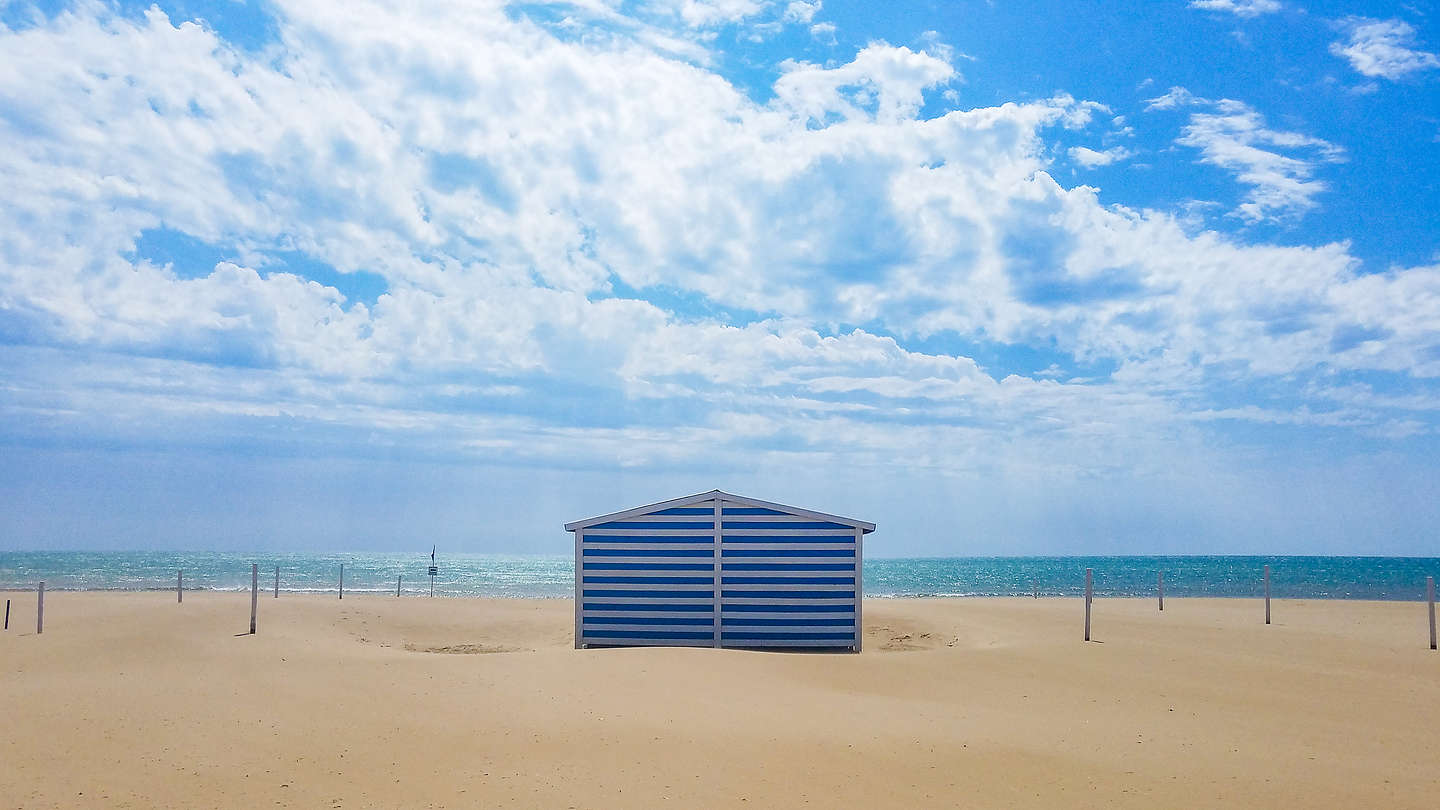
[566,490,874,651]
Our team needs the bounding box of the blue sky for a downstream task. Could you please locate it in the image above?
[2,0,1439,556]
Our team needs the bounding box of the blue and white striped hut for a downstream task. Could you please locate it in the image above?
[566,490,874,651]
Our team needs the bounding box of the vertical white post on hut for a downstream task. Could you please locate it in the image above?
[712,500,723,649]
[1158,571,1164,611]
[1263,564,1271,625]
[249,564,258,634]
[573,530,583,649]
[274,566,279,598]
[339,564,344,600]
[177,569,183,604]
[36,582,44,635]
[1084,568,1093,642]
[1427,576,1436,651]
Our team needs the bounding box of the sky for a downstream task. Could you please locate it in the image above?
[1,0,1439,556]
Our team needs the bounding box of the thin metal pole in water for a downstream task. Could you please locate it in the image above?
[1264,564,1271,625]
[177,570,183,604]
[274,566,279,598]
[249,564,258,634]
[397,575,402,597]
[1083,569,1093,642]
[37,582,44,634]
[339,564,344,600]
[1158,571,1164,611]
[1428,576,1436,651]
[1033,579,1038,599]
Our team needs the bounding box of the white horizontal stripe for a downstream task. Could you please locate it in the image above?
[721,625,855,634]
[580,556,714,565]
[721,570,856,579]
[581,582,714,591]
[721,583,854,591]
[578,596,714,605]
[583,610,716,619]
[721,597,856,605]
[720,543,855,551]
[719,558,855,567]
[584,528,720,537]
[719,611,854,620]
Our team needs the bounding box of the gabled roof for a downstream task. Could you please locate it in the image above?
[564,489,876,533]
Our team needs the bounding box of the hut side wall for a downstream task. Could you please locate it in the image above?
[576,497,861,650]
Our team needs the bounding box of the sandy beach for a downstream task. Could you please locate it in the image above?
[2,592,1437,808]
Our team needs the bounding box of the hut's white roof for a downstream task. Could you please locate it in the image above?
[564,489,876,533]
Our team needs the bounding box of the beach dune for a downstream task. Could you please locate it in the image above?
[1,592,1437,808]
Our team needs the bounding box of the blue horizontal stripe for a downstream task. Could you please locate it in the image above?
[721,590,854,599]
[586,631,714,640]
[723,548,854,557]
[582,590,713,598]
[722,521,850,529]
[722,618,855,627]
[722,632,856,641]
[722,536,854,543]
[583,602,714,612]
[584,563,714,571]
[722,563,855,571]
[721,576,853,585]
[584,535,714,543]
[653,508,714,515]
[584,576,713,585]
[584,617,713,626]
[722,603,854,613]
[584,548,713,557]
[721,507,788,516]
[594,521,712,529]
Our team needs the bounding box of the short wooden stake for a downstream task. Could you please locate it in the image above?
[1158,571,1164,611]
[339,564,344,600]
[177,569,183,604]
[249,564,258,634]
[1083,568,1093,642]
[1264,564,1271,625]
[1032,579,1038,599]
[4,598,9,630]
[37,582,44,635]
[1427,576,1436,651]
[274,566,279,598]
[397,575,402,597]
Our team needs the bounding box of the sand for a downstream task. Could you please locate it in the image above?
[1,591,1437,808]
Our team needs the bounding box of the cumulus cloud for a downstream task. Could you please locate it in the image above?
[1069,146,1133,168]
[1330,17,1440,80]
[0,0,1438,495]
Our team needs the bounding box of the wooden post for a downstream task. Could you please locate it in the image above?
[1264,564,1271,625]
[177,569,183,604]
[37,582,44,635]
[1427,576,1436,651]
[249,564,258,634]
[339,564,344,600]
[4,598,9,630]
[274,566,279,598]
[1083,569,1093,642]
[397,575,402,597]
[1033,579,1038,599]
[1158,571,1164,611]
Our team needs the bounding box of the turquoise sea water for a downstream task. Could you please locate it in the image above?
[1,552,1437,600]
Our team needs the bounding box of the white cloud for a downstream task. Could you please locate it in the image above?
[1330,17,1440,80]
[1069,145,1133,168]
[0,0,1438,503]
[782,0,820,24]
[1144,89,1343,222]
[1188,0,1281,17]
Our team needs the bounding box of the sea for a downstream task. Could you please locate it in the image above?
[1,552,1437,600]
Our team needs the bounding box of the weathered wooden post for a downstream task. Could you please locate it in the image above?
[339,564,344,600]
[1158,571,1164,611]
[37,582,45,634]
[1427,576,1436,651]
[4,598,9,630]
[177,569,183,604]
[1264,564,1271,625]
[1084,568,1093,642]
[274,566,279,598]
[1033,579,1038,599]
[249,564,258,634]
[397,575,402,597]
